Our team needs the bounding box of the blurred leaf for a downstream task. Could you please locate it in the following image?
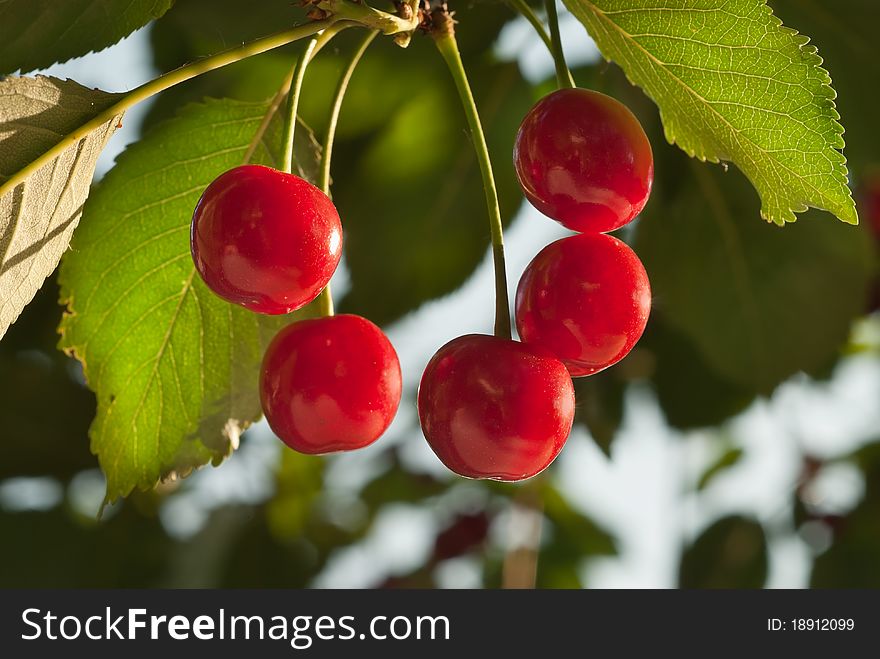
[143,0,299,131]
[299,34,444,144]
[160,504,253,587]
[0,0,174,75]
[645,320,755,429]
[266,450,325,540]
[0,353,96,480]
[533,485,616,587]
[636,148,872,395]
[0,272,64,353]
[360,452,447,509]
[564,0,856,225]
[336,57,531,323]
[300,3,517,139]
[0,76,122,340]
[143,0,513,132]
[444,1,516,57]
[697,446,744,491]
[573,372,625,455]
[150,0,293,69]
[220,501,365,588]
[0,504,170,587]
[218,510,318,588]
[679,515,768,588]
[542,486,616,557]
[536,563,583,589]
[770,0,880,176]
[811,441,880,587]
[57,98,318,502]
[0,277,96,480]
[223,442,374,588]
[852,442,880,474]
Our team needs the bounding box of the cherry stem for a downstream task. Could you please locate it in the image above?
[508,0,575,87]
[506,0,553,52]
[544,0,576,89]
[318,29,379,193]
[281,36,321,174]
[314,29,378,317]
[317,283,335,317]
[281,24,351,174]
[432,14,512,340]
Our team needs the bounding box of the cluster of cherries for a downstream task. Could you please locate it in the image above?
[420,88,653,480]
[191,165,403,455]
[190,86,653,481]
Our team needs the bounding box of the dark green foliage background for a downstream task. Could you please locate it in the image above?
[0,0,878,588]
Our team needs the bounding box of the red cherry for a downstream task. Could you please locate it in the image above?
[260,314,401,454]
[418,335,575,481]
[514,88,653,233]
[191,164,342,314]
[516,233,651,377]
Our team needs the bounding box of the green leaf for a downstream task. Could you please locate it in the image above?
[0,0,175,75]
[0,505,171,587]
[635,148,873,395]
[573,372,625,455]
[218,510,321,588]
[679,515,768,588]
[1,76,122,341]
[645,320,755,430]
[542,486,617,557]
[359,452,447,510]
[564,0,857,225]
[149,0,292,69]
[769,0,880,175]
[142,0,298,131]
[810,441,880,588]
[266,449,325,541]
[58,98,319,503]
[537,486,617,588]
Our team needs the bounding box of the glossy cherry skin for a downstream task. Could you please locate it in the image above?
[514,88,653,233]
[260,314,402,454]
[516,233,651,377]
[418,335,575,481]
[191,164,342,314]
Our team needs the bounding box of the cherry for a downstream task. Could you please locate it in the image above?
[516,233,651,377]
[260,314,401,454]
[418,335,575,481]
[191,164,342,314]
[514,88,653,233]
